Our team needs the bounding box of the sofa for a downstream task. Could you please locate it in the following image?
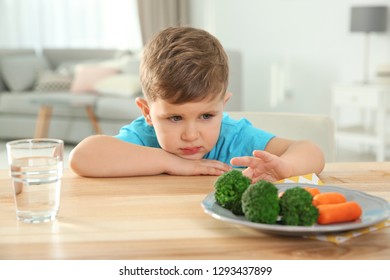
[0,48,242,144]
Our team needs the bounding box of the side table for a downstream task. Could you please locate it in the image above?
[331,84,390,161]
[32,93,102,138]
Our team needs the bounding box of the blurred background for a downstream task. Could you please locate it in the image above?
[0,0,389,162]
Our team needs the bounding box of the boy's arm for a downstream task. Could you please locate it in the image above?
[266,137,325,175]
[69,135,230,177]
[230,137,325,182]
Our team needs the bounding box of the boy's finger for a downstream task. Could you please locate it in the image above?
[253,150,274,162]
[241,167,254,179]
[230,156,259,167]
[207,160,232,171]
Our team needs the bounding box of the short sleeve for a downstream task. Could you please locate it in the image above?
[204,114,275,164]
[114,116,160,148]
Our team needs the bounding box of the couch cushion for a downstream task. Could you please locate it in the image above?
[0,54,49,91]
[120,54,141,75]
[34,70,72,92]
[55,59,107,77]
[95,96,141,120]
[0,49,36,91]
[70,65,118,93]
[42,48,125,69]
[93,74,141,98]
[0,77,4,92]
[97,53,140,74]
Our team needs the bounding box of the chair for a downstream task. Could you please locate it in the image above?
[227,111,336,162]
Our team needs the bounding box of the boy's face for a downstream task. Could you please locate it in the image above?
[137,93,231,160]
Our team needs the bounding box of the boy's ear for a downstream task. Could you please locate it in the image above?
[135,97,153,126]
[223,92,232,106]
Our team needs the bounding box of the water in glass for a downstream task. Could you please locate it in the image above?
[10,156,63,223]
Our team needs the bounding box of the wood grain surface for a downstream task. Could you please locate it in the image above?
[0,162,389,260]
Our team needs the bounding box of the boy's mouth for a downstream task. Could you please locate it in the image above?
[181,146,202,155]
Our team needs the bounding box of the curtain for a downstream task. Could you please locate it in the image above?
[0,0,143,51]
[137,0,189,46]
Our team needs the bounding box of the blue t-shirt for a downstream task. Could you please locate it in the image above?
[115,113,275,165]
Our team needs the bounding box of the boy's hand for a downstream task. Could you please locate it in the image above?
[166,157,232,176]
[230,150,293,183]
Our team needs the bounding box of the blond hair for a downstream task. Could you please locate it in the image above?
[140,26,229,104]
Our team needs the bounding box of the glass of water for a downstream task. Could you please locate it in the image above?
[6,139,64,223]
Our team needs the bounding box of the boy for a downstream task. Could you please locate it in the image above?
[69,26,324,182]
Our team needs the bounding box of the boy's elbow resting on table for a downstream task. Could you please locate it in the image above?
[69,135,119,177]
[69,142,98,177]
[294,140,325,175]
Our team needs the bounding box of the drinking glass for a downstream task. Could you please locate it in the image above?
[6,139,64,223]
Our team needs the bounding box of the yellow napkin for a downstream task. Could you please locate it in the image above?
[275,173,390,244]
[306,220,390,244]
[275,173,323,185]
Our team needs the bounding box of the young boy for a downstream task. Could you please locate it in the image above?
[69,26,325,182]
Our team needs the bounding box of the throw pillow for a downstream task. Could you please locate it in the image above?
[56,59,106,77]
[93,74,142,98]
[71,65,118,93]
[0,54,49,91]
[97,54,140,73]
[0,78,5,92]
[34,71,72,92]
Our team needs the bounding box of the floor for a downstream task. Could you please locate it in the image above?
[0,140,378,170]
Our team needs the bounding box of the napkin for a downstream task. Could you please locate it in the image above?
[275,173,390,244]
[306,220,390,244]
[275,173,323,185]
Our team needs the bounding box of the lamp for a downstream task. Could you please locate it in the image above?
[350,6,388,84]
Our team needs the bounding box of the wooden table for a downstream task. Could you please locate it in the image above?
[0,162,389,260]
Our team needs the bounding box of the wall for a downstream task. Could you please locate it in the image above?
[188,0,390,115]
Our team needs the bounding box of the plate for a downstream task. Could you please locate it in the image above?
[201,183,390,236]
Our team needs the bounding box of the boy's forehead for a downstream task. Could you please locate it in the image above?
[150,96,224,113]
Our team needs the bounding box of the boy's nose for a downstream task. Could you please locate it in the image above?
[181,124,199,141]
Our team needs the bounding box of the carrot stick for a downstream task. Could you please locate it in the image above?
[317,201,362,225]
[304,187,320,197]
[312,192,346,206]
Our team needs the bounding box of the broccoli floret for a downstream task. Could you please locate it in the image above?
[214,169,251,215]
[279,186,319,226]
[241,180,280,224]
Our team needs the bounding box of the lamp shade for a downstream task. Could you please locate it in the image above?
[350,6,388,33]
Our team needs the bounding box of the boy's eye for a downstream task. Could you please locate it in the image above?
[169,116,182,122]
[201,114,214,120]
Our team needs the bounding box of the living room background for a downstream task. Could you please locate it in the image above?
[189,0,390,115]
[0,0,386,162]
[1,0,389,116]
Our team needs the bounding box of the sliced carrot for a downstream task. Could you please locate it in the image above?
[317,201,362,225]
[304,187,320,197]
[312,192,346,206]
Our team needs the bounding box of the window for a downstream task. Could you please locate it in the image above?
[0,0,142,51]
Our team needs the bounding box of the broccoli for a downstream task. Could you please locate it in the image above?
[214,169,251,215]
[279,186,319,226]
[241,180,280,224]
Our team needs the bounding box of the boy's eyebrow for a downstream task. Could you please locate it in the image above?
[159,113,181,118]
[201,110,219,115]
[159,110,220,118]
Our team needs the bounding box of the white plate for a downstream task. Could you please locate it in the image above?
[201,183,390,236]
